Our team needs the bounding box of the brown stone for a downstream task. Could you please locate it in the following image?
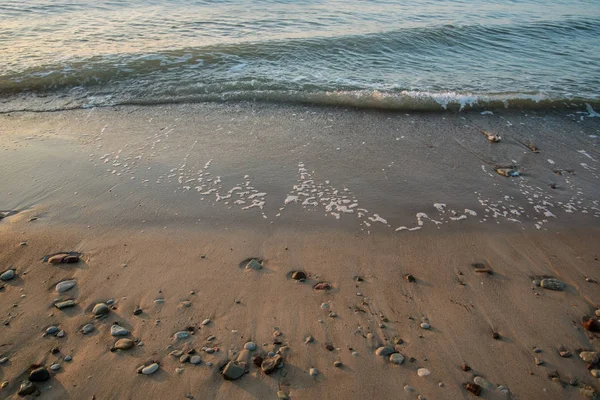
[582,317,600,332]
[48,254,68,264]
[465,383,482,396]
[314,282,331,290]
[261,355,282,374]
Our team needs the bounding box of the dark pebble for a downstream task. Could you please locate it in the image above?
[29,367,50,382]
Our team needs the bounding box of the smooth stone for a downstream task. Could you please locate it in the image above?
[333,361,342,368]
[309,368,318,376]
[420,322,430,330]
[81,324,94,334]
[375,347,394,357]
[0,269,15,281]
[141,363,159,375]
[133,308,142,315]
[180,355,190,363]
[390,353,405,364]
[205,348,215,354]
[352,351,359,357]
[591,369,600,378]
[190,356,202,365]
[57,330,65,338]
[55,280,76,293]
[595,309,600,318]
[1,381,8,388]
[55,299,76,309]
[580,351,599,363]
[18,380,37,396]
[244,342,256,351]
[170,350,184,357]
[417,368,431,377]
[113,339,135,350]
[29,367,50,382]
[106,299,115,306]
[154,298,165,304]
[0,356,7,364]
[46,326,59,335]
[173,331,189,340]
[64,356,72,362]
[404,385,415,392]
[474,376,495,390]
[62,255,80,264]
[201,318,211,325]
[48,254,68,264]
[320,302,330,310]
[305,335,314,344]
[245,259,262,270]
[540,278,565,291]
[111,325,129,336]
[222,361,245,380]
[50,364,60,371]
[277,391,289,399]
[92,303,109,316]
[176,368,184,374]
[532,279,541,287]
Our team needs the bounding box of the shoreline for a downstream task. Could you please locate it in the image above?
[0,102,599,399]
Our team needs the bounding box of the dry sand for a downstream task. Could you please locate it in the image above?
[0,103,599,399]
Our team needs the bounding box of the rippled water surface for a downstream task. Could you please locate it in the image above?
[1,0,599,111]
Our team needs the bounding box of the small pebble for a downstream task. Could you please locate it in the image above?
[190,356,202,365]
[533,347,542,353]
[309,368,318,376]
[65,356,72,362]
[201,318,211,326]
[141,363,159,375]
[390,353,404,365]
[176,368,184,374]
[0,356,8,364]
[244,342,257,351]
[305,335,314,344]
[46,326,59,335]
[92,303,109,317]
[106,299,115,306]
[329,312,337,318]
[110,325,129,336]
[534,358,544,365]
[417,368,431,377]
[333,361,342,368]
[420,323,430,330]
[154,298,165,304]
[81,324,94,334]
[50,364,60,371]
[404,385,415,392]
[205,362,213,367]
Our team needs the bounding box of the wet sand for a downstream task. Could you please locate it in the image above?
[0,103,599,399]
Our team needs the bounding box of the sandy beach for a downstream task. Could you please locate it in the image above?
[1,103,599,399]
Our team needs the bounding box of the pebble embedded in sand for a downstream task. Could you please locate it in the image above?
[244,342,256,351]
[65,356,72,362]
[417,368,431,377]
[57,330,65,338]
[18,380,37,396]
[170,350,183,357]
[375,347,394,356]
[48,254,69,264]
[404,385,414,392]
[333,361,342,368]
[222,361,245,380]
[0,356,8,364]
[29,367,50,382]
[112,339,135,351]
[404,274,416,283]
[579,351,599,363]
[465,383,482,396]
[154,298,165,304]
[140,363,159,375]
[305,336,314,344]
[81,324,94,334]
[92,303,109,317]
[420,322,430,330]
[582,317,600,332]
[0,269,15,281]
[201,318,211,326]
[54,299,76,310]
[540,278,565,291]
[309,368,318,376]
[50,364,60,371]
[277,391,289,399]
[473,376,494,390]
[46,326,59,336]
[180,355,190,363]
[173,331,189,340]
[110,325,129,336]
[291,271,307,281]
[190,356,202,365]
[55,280,76,293]
[591,370,600,378]
[390,353,404,364]
[245,259,262,270]
[595,309,600,318]
[314,282,331,290]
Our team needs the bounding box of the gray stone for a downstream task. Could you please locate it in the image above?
[55,280,76,293]
[154,298,165,304]
[417,368,431,377]
[0,269,15,281]
[110,325,129,336]
[333,360,342,368]
[64,356,72,362]
[244,342,256,351]
[201,318,211,326]
[390,353,405,364]
[309,368,318,376]
[180,355,190,363]
[375,346,394,356]
[141,363,159,375]
[0,356,7,364]
[305,335,314,344]
[170,350,183,357]
[81,323,94,334]
[420,322,430,329]
[46,326,59,335]
[55,299,76,309]
[245,259,262,270]
[404,385,415,392]
[50,364,60,371]
[18,380,36,396]
[540,278,565,291]
[190,356,202,365]
[106,299,115,306]
[173,331,189,340]
[532,279,541,286]
[56,330,65,338]
[222,361,245,380]
[92,303,109,316]
[474,376,495,390]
